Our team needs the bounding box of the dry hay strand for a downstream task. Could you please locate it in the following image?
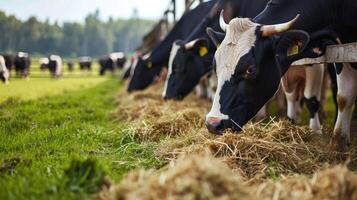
[97,153,253,200]
[116,83,211,142]
[94,154,357,200]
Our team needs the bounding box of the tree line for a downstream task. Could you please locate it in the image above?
[0,10,155,57]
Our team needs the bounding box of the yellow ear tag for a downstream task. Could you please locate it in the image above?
[287,44,299,56]
[147,61,152,69]
[199,47,208,57]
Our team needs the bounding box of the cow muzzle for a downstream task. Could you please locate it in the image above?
[205,117,224,135]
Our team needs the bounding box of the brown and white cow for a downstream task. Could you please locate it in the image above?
[281,64,324,133]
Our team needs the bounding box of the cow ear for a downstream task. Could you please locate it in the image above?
[206,27,225,48]
[275,30,310,60]
[276,29,339,66]
[185,38,209,57]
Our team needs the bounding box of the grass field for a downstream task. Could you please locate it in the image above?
[0,77,161,200]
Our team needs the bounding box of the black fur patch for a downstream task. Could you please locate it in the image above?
[334,63,343,75]
[304,96,320,119]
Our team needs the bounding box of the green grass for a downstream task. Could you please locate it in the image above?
[0,77,107,103]
[0,78,162,200]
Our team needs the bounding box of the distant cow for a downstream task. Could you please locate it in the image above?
[99,52,126,76]
[79,56,92,71]
[0,55,10,84]
[39,57,49,71]
[67,61,74,72]
[48,55,63,78]
[14,52,30,78]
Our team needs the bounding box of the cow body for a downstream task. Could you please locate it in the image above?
[281,64,325,133]
[67,61,74,72]
[79,57,92,71]
[48,55,63,78]
[163,0,270,100]
[39,57,49,71]
[128,0,217,92]
[205,0,357,150]
[14,52,30,78]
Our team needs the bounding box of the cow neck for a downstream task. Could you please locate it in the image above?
[253,0,342,33]
[149,23,183,70]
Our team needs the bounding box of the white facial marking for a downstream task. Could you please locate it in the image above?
[163,42,180,97]
[207,18,258,120]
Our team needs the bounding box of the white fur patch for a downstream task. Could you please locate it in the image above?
[163,42,181,97]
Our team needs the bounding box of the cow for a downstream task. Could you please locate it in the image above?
[111,52,126,69]
[79,56,92,71]
[205,0,357,150]
[39,57,49,71]
[99,52,126,76]
[67,61,74,72]
[163,0,270,100]
[0,55,10,84]
[14,52,30,78]
[127,0,218,92]
[281,64,325,133]
[48,55,63,78]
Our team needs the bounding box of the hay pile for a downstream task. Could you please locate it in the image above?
[116,83,211,142]
[107,82,357,199]
[95,153,357,200]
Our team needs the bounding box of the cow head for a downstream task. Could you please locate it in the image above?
[205,11,324,134]
[163,38,212,100]
[127,54,161,92]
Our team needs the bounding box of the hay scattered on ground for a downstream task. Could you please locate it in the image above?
[95,153,357,200]
[106,82,357,199]
[116,83,211,142]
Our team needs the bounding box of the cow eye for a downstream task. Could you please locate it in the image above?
[245,65,257,78]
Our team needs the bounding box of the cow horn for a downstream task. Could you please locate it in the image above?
[184,40,197,50]
[219,10,228,32]
[261,14,300,37]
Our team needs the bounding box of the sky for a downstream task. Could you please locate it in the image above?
[0,0,187,23]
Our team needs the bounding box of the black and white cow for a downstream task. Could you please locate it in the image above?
[99,52,126,76]
[79,56,92,71]
[39,57,49,71]
[48,55,63,78]
[127,0,218,92]
[14,52,30,78]
[0,55,10,84]
[205,0,357,150]
[163,0,270,100]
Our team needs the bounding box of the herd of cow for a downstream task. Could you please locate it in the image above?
[123,0,357,150]
[0,52,127,82]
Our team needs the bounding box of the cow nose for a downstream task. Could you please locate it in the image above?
[205,117,224,135]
